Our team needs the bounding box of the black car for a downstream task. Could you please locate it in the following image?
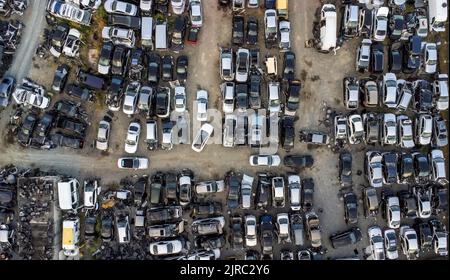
[31,112,55,146]
[399,153,414,184]
[432,185,448,214]
[403,35,422,74]
[56,117,87,136]
[417,221,433,250]
[389,42,403,73]
[129,48,147,81]
[230,216,243,250]
[398,190,418,218]
[382,152,398,185]
[260,215,274,256]
[329,227,362,249]
[107,76,124,110]
[414,80,433,112]
[235,83,248,110]
[50,23,69,55]
[413,153,430,185]
[280,116,295,151]
[284,155,314,168]
[227,172,240,210]
[163,172,178,205]
[192,202,222,217]
[250,49,260,69]
[286,80,301,112]
[339,152,353,187]
[176,55,189,82]
[232,15,245,45]
[150,172,164,206]
[108,14,141,29]
[67,84,94,102]
[389,14,404,40]
[195,235,226,250]
[370,43,384,74]
[77,70,105,90]
[148,53,161,84]
[282,51,296,82]
[249,72,261,109]
[51,133,84,149]
[162,55,174,82]
[111,46,130,76]
[301,178,314,212]
[344,192,358,224]
[101,214,114,242]
[155,87,170,117]
[18,112,38,146]
[246,16,258,45]
[134,177,148,206]
[265,0,275,9]
[53,100,80,118]
[256,173,271,210]
[154,0,169,14]
[171,16,187,51]
[52,64,69,93]
[84,215,97,240]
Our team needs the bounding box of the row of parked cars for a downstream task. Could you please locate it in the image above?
[342,74,448,112]
[335,111,447,148]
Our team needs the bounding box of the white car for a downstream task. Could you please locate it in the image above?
[368,226,385,260]
[433,74,449,111]
[125,122,141,154]
[430,149,448,185]
[249,155,281,167]
[220,48,234,81]
[381,73,397,108]
[397,116,415,148]
[366,151,383,188]
[288,175,301,211]
[416,16,428,38]
[196,90,208,121]
[83,180,99,210]
[62,28,81,58]
[356,39,371,71]
[235,48,250,83]
[344,77,359,109]
[347,114,364,144]
[415,114,432,146]
[372,7,388,41]
[104,0,138,16]
[264,9,277,41]
[117,157,148,170]
[241,174,253,209]
[400,226,419,260]
[279,21,291,50]
[245,215,258,247]
[268,82,280,113]
[195,180,225,194]
[382,113,397,145]
[276,213,291,243]
[189,0,203,27]
[97,42,113,75]
[47,0,92,26]
[384,229,399,260]
[96,120,111,151]
[174,86,186,113]
[149,239,183,256]
[413,186,432,219]
[386,196,401,229]
[140,0,152,12]
[122,82,140,115]
[171,0,186,14]
[334,115,347,140]
[191,123,214,153]
[222,82,235,114]
[13,89,50,109]
[102,26,136,48]
[423,43,438,74]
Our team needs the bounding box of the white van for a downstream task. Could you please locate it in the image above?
[141,17,154,50]
[319,4,337,53]
[146,120,158,150]
[62,218,80,257]
[155,21,168,51]
[58,179,80,211]
[428,0,448,32]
